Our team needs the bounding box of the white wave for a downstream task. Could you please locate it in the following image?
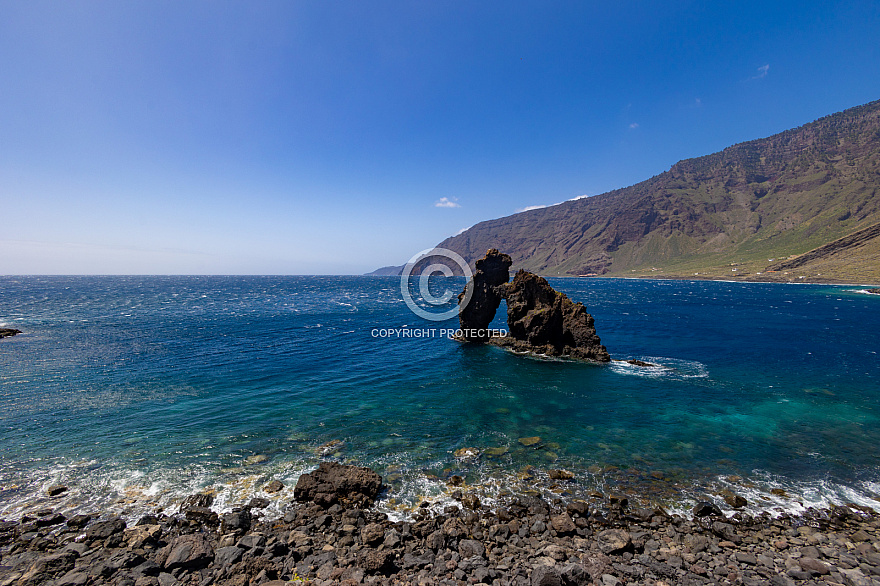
[702,472,880,519]
[609,357,709,379]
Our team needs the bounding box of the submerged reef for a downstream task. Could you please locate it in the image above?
[458,249,610,362]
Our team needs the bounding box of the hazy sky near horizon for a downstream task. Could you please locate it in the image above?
[2,1,880,274]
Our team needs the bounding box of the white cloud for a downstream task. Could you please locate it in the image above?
[515,204,547,213]
[435,197,461,208]
[752,64,770,79]
[515,193,593,213]
[455,226,471,235]
[629,122,639,129]
[694,97,702,107]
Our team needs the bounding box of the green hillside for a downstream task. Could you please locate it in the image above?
[434,99,880,283]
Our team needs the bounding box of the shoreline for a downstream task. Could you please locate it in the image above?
[3,463,880,586]
[4,448,880,538]
[561,275,880,288]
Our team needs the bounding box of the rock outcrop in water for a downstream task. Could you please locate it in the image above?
[456,249,512,341]
[458,250,610,362]
[0,328,22,339]
[492,270,611,362]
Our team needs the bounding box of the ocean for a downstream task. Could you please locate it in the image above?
[1,275,879,523]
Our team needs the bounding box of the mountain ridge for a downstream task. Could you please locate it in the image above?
[412,99,880,284]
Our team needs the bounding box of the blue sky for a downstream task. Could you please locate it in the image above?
[2,1,879,274]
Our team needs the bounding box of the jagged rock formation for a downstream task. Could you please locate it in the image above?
[457,250,610,362]
[456,249,512,341]
[0,328,22,339]
[491,270,610,362]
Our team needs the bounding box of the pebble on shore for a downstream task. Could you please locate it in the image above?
[2,463,880,586]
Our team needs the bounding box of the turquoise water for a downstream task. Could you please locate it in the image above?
[1,276,879,521]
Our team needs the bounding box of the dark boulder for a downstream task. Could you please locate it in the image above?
[711,520,741,543]
[457,249,512,341]
[161,534,214,571]
[358,549,396,574]
[247,497,270,509]
[458,538,485,558]
[214,545,245,566]
[531,564,563,586]
[263,480,284,493]
[15,551,77,585]
[596,528,633,555]
[550,512,577,534]
[693,501,724,518]
[178,493,213,513]
[184,506,218,525]
[0,328,22,339]
[220,509,251,534]
[358,522,383,546]
[66,514,92,529]
[85,518,126,542]
[294,461,383,509]
[721,490,748,509]
[35,513,66,527]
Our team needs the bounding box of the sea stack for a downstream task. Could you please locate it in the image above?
[493,270,611,362]
[457,250,611,362]
[456,249,512,341]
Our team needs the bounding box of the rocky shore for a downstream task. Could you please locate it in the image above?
[3,463,880,586]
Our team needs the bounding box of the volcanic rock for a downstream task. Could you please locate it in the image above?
[492,270,611,361]
[693,501,724,517]
[457,248,512,341]
[596,528,632,554]
[161,534,214,571]
[86,518,127,542]
[294,461,383,508]
[47,485,68,496]
[721,489,748,508]
[263,479,284,493]
[178,493,213,513]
